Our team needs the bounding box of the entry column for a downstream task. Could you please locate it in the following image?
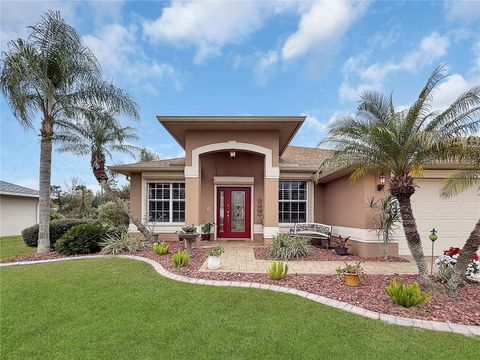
[185,177,200,226]
[263,177,279,241]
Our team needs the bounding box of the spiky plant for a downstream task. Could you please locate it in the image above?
[267,261,289,280]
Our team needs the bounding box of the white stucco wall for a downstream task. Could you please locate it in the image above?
[0,194,39,236]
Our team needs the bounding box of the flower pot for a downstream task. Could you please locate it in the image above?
[344,273,360,287]
[207,256,221,270]
[335,246,348,256]
[201,233,211,241]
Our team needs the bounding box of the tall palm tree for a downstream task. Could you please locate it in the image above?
[318,65,480,283]
[56,107,152,241]
[440,136,480,288]
[0,11,139,252]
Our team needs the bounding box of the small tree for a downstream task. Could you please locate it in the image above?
[368,194,401,261]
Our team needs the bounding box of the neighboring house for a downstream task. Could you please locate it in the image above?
[110,116,479,256]
[0,181,39,237]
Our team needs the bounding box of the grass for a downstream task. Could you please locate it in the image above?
[1,258,478,360]
[0,235,34,259]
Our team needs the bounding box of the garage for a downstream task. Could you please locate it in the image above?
[397,171,480,256]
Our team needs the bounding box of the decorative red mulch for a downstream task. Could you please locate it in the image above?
[0,251,89,263]
[254,246,410,263]
[3,241,479,326]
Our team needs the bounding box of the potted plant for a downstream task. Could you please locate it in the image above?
[207,245,225,270]
[181,224,197,233]
[334,235,350,256]
[201,222,214,241]
[336,261,364,287]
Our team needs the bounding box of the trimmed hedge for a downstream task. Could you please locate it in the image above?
[55,223,107,255]
[22,219,89,249]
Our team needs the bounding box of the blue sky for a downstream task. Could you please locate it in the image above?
[1,0,479,191]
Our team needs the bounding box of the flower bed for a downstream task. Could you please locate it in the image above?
[254,246,409,263]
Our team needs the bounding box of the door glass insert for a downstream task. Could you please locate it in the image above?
[219,191,224,232]
[231,191,245,232]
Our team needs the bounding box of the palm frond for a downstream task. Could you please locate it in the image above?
[440,169,480,198]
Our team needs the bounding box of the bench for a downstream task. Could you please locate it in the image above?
[290,222,332,249]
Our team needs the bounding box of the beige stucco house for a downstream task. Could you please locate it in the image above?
[0,181,39,236]
[110,116,479,257]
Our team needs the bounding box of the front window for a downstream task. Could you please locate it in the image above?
[279,181,307,223]
[148,182,185,223]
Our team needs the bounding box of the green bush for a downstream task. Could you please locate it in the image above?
[22,219,88,248]
[384,278,431,308]
[97,201,129,229]
[55,224,107,255]
[267,233,313,260]
[172,250,190,267]
[208,245,224,257]
[153,242,170,255]
[267,261,289,280]
[49,210,65,221]
[100,232,142,255]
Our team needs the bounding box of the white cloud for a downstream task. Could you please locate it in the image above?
[83,23,182,92]
[444,0,480,23]
[142,0,275,64]
[253,51,279,85]
[430,73,476,111]
[361,32,450,82]
[281,0,369,61]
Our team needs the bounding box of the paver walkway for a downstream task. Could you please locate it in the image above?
[198,242,418,274]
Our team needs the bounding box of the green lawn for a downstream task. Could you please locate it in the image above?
[1,259,478,360]
[0,235,34,259]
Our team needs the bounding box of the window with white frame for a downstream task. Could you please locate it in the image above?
[148,182,185,223]
[279,181,307,223]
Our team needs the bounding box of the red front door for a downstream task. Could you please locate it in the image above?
[217,187,251,239]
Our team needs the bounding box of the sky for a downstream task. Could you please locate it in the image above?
[1,0,479,192]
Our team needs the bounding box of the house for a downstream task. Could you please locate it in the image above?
[110,116,479,256]
[0,181,39,236]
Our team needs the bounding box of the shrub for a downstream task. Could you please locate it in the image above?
[55,224,107,255]
[22,219,88,248]
[49,210,65,221]
[336,261,364,275]
[153,242,170,255]
[172,250,190,267]
[435,247,480,282]
[267,261,288,280]
[100,232,142,255]
[97,201,129,229]
[384,278,431,308]
[267,233,313,260]
[208,245,224,257]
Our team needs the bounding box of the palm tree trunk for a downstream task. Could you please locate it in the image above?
[395,196,430,283]
[99,180,152,242]
[447,218,480,289]
[37,132,52,253]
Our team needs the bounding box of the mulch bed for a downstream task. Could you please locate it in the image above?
[254,246,410,263]
[0,251,89,263]
[3,241,479,326]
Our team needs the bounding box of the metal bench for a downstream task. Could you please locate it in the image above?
[290,222,332,249]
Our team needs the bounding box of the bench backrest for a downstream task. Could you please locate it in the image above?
[293,222,331,236]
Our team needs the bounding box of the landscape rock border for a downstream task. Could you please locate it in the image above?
[1,255,478,337]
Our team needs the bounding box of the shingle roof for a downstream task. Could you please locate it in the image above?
[0,181,39,197]
[109,146,331,173]
[280,146,332,167]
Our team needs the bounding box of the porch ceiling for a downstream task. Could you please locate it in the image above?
[157,116,305,155]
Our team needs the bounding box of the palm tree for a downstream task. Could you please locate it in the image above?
[56,107,152,241]
[0,11,139,252]
[318,65,480,283]
[440,136,480,288]
[138,148,161,162]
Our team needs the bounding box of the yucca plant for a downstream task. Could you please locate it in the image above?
[172,250,190,267]
[267,233,313,260]
[153,242,170,255]
[384,278,431,307]
[99,231,142,255]
[267,261,289,280]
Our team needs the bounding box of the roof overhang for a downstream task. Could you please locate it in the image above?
[0,191,39,198]
[157,116,305,155]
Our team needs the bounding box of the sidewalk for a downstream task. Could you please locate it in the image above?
[198,242,419,274]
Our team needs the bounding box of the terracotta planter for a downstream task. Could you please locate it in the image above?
[201,233,211,241]
[344,273,360,287]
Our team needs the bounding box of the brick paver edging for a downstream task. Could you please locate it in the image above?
[1,255,478,336]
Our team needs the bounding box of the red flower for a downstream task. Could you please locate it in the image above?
[473,254,479,262]
[443,247,462,256]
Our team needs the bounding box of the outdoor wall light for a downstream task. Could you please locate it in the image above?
[229,151,236,159]
[377,172,386,191]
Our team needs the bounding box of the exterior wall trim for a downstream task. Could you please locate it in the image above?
[331,225,398,243]
[213,176,254,185]
[263,226,279,239]
[185,141,279,179]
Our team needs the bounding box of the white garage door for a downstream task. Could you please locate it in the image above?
[398,178,480,256]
